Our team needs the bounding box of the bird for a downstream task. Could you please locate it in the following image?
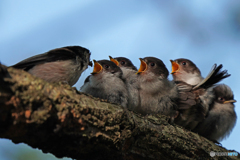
[170,58,203,85]
[109,56,139,110]
[193,84,237,142]
[170,58,230,87]
[170,58,230,130]
[109,56,137,79]
[11,46,92,86]
[134,57,179,120]
[80,59,128,108]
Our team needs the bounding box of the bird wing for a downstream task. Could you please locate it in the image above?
[175,81,208,130]
[11,47,77,71]
[176,81,197,109]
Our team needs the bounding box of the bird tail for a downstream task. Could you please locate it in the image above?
[193,64,230,90]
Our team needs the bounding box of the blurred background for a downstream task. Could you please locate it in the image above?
[0,0,240,159]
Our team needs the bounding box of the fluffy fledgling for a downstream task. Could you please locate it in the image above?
[80,60,128,107]
[170,58,203,85]
[11,46,92,86]
[109,56,137,79]
[193,84,237,142]
[133,57,179,119]
[170,58,230,130]
[109,56,139,109]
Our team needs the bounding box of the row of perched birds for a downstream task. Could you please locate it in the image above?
[10,46,237,143]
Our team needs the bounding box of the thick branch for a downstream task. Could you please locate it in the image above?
[0,66,239,160]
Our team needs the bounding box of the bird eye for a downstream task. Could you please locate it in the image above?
[121,61,125,65]
[104,65,110,69]
[218,97,225,102]
[182,61,186,65]
[150,62,155,67]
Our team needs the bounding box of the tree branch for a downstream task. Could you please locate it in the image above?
[0,66,239,160]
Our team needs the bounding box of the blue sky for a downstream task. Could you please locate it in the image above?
[0,1,240,159]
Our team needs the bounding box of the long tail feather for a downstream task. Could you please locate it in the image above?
[193,64,230,90]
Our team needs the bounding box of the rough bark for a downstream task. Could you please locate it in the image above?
[0,65,239,160]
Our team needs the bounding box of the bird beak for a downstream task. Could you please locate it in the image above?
[91,60,102,74]
[109,56,119,66]
[170,60,180,74]
[136,58,147,74]
[224,99,237,104]
[88,61,93,67]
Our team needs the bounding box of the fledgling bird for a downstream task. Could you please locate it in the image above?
[170,58,203,85]
[109,56,139,109]
[11,46,92,86]
[193,84,237,142]
[170,58,230,87]
[134,57,179,119]
[109,56,137,79]
[80,60,128,108]
[170,58,230,130]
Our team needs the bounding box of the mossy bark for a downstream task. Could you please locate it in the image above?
[0,66,239,160]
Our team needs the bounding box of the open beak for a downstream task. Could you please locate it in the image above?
[136,58,147,74]
[224,99,237,104]
[109,56,119,66]
[91,60,103,74]
[170,60,180,74]
[88,61,93,67]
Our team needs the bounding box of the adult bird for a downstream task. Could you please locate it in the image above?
[11,46,92,86]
